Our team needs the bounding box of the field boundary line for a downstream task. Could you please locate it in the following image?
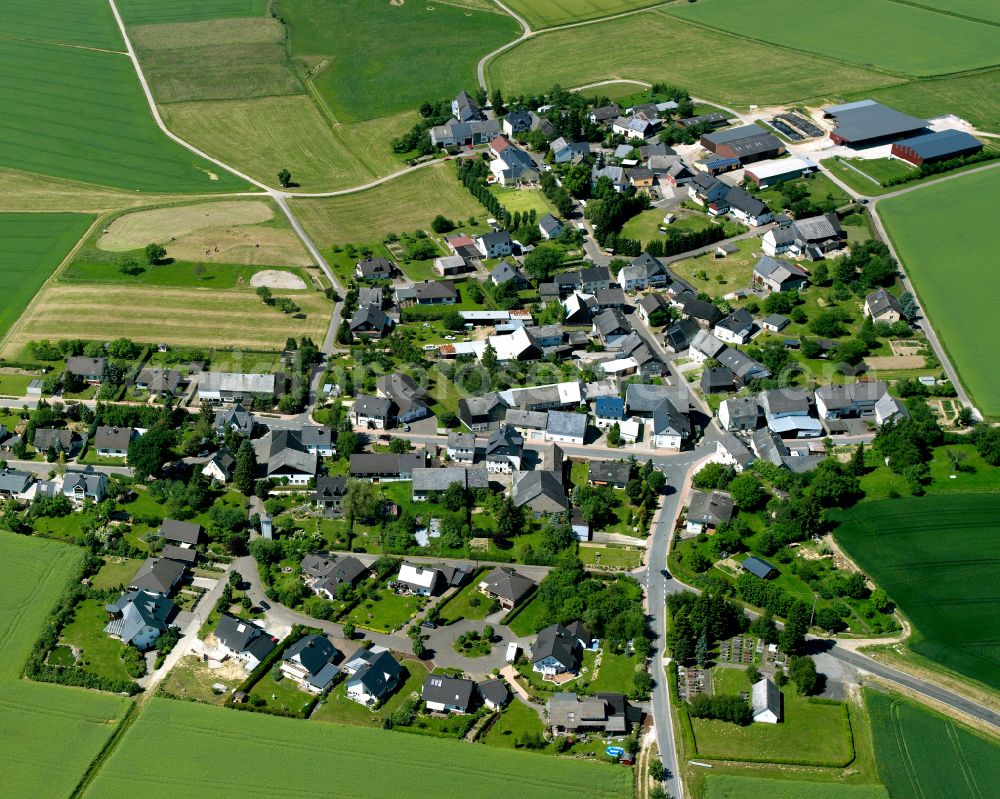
[889,700,926,799]
[68,698,141,799]
[883,0,1000,29]
[946,719,983,799]
[0,33,127,56]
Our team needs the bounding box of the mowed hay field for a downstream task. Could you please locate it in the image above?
[290,163,483,244]
[275,0,520,121]
[6,283,330,354]
[503,0,662,28]
[488,11,901,107]
[866,690,1000,799]
[833,495,1000,691]
[0,533,131,799]
[5,0,123,50]
[0,212,94,339]
[666,0,1000,77]
[161,97,417,192]
[117,0,267,25]
[879,169,1000,417]
[95,199,312,266]
[0,38,248,192]
[131,17,301,104]
[703,776,887,799]
[85,697,631,799]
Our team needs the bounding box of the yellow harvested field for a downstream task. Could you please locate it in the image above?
[290,162,482,244]
[0,167,216,213]
[96,200,312,266]
[161,97,417,192]
[4,284,331,353]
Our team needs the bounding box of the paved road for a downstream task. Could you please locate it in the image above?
[3,457,131,478]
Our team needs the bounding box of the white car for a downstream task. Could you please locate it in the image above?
[444,335,456,341]
[422,344,438,351]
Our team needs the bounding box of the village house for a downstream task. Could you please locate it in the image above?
[423,674,476,714]
[531,622,591,676]
[353,394,393,429]
[214,403,254,437]
[458,393,507,432]
[214,615,277,671]
[94,426,139,458]
[301,554,369,600]
[313,475,348,512]
[476,230,513,259]
[396,562,444,596]
[484,424,523,473]
[549,137,589,163]
[344,648,403,706]
[864,288,903,323]
[66,356,106,383]
[32,428,79,457]
[376,373,431,424]
[478,566,536,610]
[752,256,809,294]
[446,431,476,462]
[253,429,317,485]
[489,136,539,186]
[281,635,340,693]
[63,470,107,503]
[349,452,424,482]
[547,692,637,736]
[129,557,185,596]
[411,466,487,502]
[714,308,755,345]
[134,367,183,396]
[198,372,277,404]
[349,303,392,339]
[355,257,394,281]
[104,590,174,649]
[719,397,760,432]
[685,489,735,533]
[588,460,630,489]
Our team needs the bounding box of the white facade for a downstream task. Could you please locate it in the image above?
[653,432,682,451]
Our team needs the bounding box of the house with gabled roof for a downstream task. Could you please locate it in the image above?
[423,674,476,714]
[104,590,174,649]
[355,257,394,281]
[281,635,340,693]
[485,424,523,473]
[714,308,755,345]
[752,677,782,723]
[66,356,106,383]
[664,317,701,353]
[129,557,185,596]
[94,426,139,458]
[532,622,590,676]
[458,393,506,432]
[214,403,253,437]
[349,303,391,338]
[253,429,317,485]
[752,256,809,294]
[63,469,106,503]
[592,308,632,349]
[479,566,536,610]
[344,648,403,706]
[864,288,903,324]
[353,394,393,430]
[685,489,735,533]
[215,615,277,671]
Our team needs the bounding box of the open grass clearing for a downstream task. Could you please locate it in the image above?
[345,587,423,634]
[578,545,643,570]
[0,533,131,799]
[833,495,1000,691]
[866,689,1000,799]
[665,0,1000,77]
[291,163,483,244]
[504,0,663,29]
[488,11,901,110]
[96,199,312,266]
[132,17,300,104]
[4,282,330,355]
[690,688,853,765]
[0,39,248,192]
[859,444,1000,500]
[879,168,1000,417]
[86,696,631,799]
[161,97,417,192]
[0,212,94,341]
[507,594,550,637]
[703,776,887,799]
[490,186,557,217]
[117,0,267,25]
[439,579,495,624]
[276,0,520,122]
[6,0,124,50]
[91,558,145,591]
[159,654,245,704]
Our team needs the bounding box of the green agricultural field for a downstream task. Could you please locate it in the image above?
[131,17,301,104]
[689,690,854,766]
[162,98,418,192]
[879,169,1000,417]
[866,690,1000,799]
[6,0,124,50]
[504,0,661,29]
[290,163,483,244]
[666,0,1000,77]
[0,534,131,799]
[703,776,888,799]
[0,212,93,340]
[86,697,631,799]
[117,0,267,25]
[276,0,520,122]
[0,38,248,192]
[887,0,1000,25]
[488,11,901,108]
[833,495,1000,691]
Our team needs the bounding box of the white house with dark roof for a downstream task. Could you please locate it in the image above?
[714,308,755,345]
[545,410,587,445]
[353,394,393,429]
[94,426,140,458]
[864,288,903,324]
[752,256,809,294]
[344,648,403,706]
[423,674,476,714]
[253,429,317,485]
[214,615,277,671]
[281,635,340,693]
[411,466,487,501]
[685,489,735,533]
[104,590,174,649]
[476,230,513,259]
[446,431,476,463]
[538,214,563,240]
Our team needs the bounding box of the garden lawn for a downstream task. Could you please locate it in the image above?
[866,689,1000,799]
[0,213,93,340]
[0,373,32,396]
[0,39,248,191]
[666,0,1000,77]
[670,237,760,298]
[712,666,751,697]
[250,672,315,717]
[860,444,1000,500]
[87,697,631,799]
[488,11,901,109]
[582,650,640,694]
[91,558,146,590]
[689,689,853,766]
[60,598,138,683]
[276,0,519,122]
[346,587,422,633]
[439,579,494,624]
[118,0,267,24]
[507,594,550,637]
[490,187,557,217]
[832,495,1000,691]
[0,533,130,799]
[703,776,888,799]
[482,698,547,749]
[578,545,643,570]
[879,168,1000,417]
[312,659,426,726]
[291,164,483,245]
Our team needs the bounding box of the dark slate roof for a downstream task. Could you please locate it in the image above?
[215,614,276,660]
[589,460,630,485]
[161,518,202,545]
[679,295,724,325]
[350,303,390,332]
[664,318,700,351]
[284,634,338,676]
[94,426,134,451]
[348,649,402,698]
[532,624,583,670]
[422,674,475,710]
[828,101,926,143]
[866,288,902,317]
[742,556,778,579]
[687,490,735,526]
[130,557,185,594]
[894,128,981,159]
[32,428,76,452]
[479,566,536,603]
[353,394,392,417]
[716,308,754,334]
[701,366,736,393]
[313,475,347,503]
[161,544,197,565]
[478,678,510,707]
[594,308,631,337]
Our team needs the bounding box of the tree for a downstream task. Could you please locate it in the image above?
[337,430,359,458]
[649,759,665,782]
[523,245,565,282]
[779,599,810,654]
[277,168,292,188]
[144,242,167,265]
[234,439,257,495]
[193,262,205,280]
[727,473,767,510]
[692,462,733,490]
[127,425,175,482]
[849,442,867,476]
[870,588,891,613]
[342,621,356,640]
[344,479,382,525]
[431,214,454,234]
[388,438,411,454]
[606,422,621,447]
[695,630,708,667]
[494,495,521,541]
[481,341,498,374]
[442,310,465,331]
[118,256,142,276]
[442,481,468,512]
[788,655,819,695]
